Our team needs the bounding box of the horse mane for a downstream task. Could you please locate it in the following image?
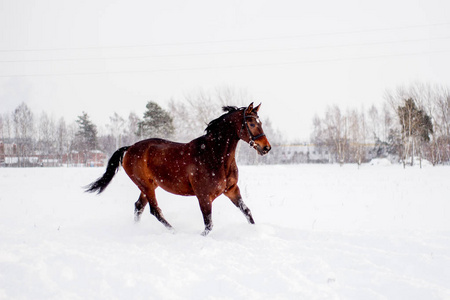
[205,106,244,135]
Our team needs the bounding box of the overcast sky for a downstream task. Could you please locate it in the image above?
[1,0,449,141]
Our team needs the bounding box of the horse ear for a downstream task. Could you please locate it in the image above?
[245,102,254,115]
[253,103,261,113]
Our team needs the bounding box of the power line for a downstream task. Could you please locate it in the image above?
[1,35,450,64]
[1,22,449,53]
[1,48,449,78]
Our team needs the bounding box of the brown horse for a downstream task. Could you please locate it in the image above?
[86,103,271,235]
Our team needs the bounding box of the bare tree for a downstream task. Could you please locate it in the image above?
[215,86,249,107]
[432,86,450,163]
[368,105,380,142]
[107,112,126,149]
[55,117,67,165]
[348,108,368,166]
[13,103,34,167]
[0,114,3,140]
[168,99,205,142]
[0,115,4,165]
[1,113,14,166]
[169,87,246,142]
[323,105,349,165]
[66,122,79,166]
[381,103,393,144]
[184,89,222,134]
[1,113,12,142]
[37,112,58,166]
[122,112,140,146]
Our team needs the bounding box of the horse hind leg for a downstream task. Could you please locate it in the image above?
[134,192,148,222]
[144,188,173,230]
[150,206,173,230]
[135,191,174,230]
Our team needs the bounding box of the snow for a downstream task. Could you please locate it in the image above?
[369,158,392,166]
[1,164,450,299]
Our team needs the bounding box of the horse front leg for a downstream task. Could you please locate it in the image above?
[237,199,255,224]
[225,185,255,224]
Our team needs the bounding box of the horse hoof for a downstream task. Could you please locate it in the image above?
[165,224,175,231]
[201,229,211,236]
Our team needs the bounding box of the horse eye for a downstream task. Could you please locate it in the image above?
[250,123,256,128]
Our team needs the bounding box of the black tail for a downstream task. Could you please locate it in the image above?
[85,146,130,194]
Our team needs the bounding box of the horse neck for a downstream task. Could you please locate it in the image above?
[205,120,241,163]
[206,131,239,156]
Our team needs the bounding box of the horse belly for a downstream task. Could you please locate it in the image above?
[151,163,195,196]
[157,175,195,196]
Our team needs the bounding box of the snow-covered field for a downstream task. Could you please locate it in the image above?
[1,163,449,299]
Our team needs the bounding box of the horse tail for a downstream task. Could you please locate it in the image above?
[85,146,130,194]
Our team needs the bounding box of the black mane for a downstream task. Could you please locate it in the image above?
[205,106,243,135]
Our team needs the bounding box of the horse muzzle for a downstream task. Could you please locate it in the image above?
[251,138,271,156]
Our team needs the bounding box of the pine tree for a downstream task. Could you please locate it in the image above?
[397,98,433,166]
[137,101,174,139]
[76,112,98,151]
[398,98,433,142]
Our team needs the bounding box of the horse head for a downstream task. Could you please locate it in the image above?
[241,103,272,156]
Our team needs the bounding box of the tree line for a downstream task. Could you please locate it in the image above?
[311,83,450,166]
[0,87,283,167]
[0,101,178,167]
[1,84,449,167]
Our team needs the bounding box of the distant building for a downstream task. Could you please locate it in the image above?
[272,143,378,164]
[61,150,107,167]
[274,144,331,164]
[1,139,106,167]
